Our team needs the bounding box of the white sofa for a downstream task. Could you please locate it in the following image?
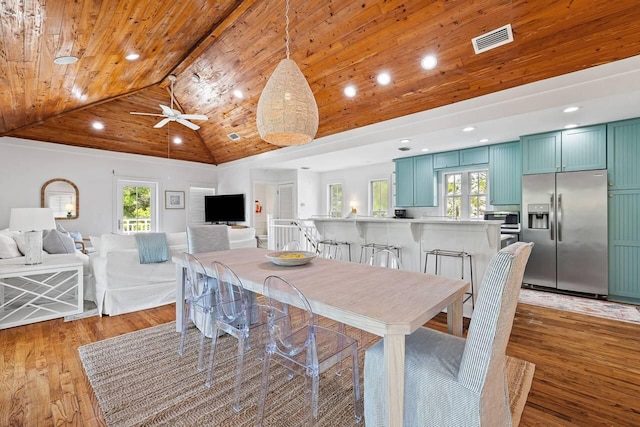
[90,227,257,315]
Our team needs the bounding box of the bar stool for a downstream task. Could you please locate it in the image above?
[318,239,352,261]
[359,242,401,264]
[424,249,474,308]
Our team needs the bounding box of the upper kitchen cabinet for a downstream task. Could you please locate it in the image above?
[521,125,606,174]
[394,155,436,207]
[607,118,640,190]
[561,125,607,172]
[521,131,561,174]
[433,151,459,169]
[459,146,489,166]
[489,141,521,205]
[394,157,414,207]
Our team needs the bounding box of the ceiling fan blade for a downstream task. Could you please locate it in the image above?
[154,118,171,128]
[130,112,165,117]
[179,114,208,121]
[176,118,200,130]
[159,104,175,116]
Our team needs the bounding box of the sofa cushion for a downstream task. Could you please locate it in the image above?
[100,233,137,256]
[0,233,21,258]
[43,229,76,254]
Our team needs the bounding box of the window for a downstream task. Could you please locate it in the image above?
[445,173,462,219]
[469,171,487,219]
[328,184,343,217]
[370,179,389,217]
[116,179,158,233]
[443,170,488,219]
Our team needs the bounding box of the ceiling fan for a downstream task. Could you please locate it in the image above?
[130,74,208,130]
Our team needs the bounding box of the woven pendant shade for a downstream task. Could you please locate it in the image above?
[257,58,319,146]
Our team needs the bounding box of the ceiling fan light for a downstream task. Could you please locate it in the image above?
[257,58,318,146]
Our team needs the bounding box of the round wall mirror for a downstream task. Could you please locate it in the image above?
[41,178,79,220]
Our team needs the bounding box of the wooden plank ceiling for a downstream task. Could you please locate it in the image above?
[2,0,640,165]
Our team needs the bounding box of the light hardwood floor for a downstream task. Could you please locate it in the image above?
[1,302,639,426]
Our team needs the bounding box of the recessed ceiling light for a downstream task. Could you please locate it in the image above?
[344,85,357,98]
[191,73,201,83]
[377,72,391,85]
[92,121,104,130]
[400,139,411,144]
[173,137,182,144]
[463,126,475,132]
[421,148,430,152]
[479,138,490,143]
[420,55,438,70]
[53,56,78,65]
[233,89,243,99]
[125,53,140,61]
[564,123,579,129]
[563,106,580,113]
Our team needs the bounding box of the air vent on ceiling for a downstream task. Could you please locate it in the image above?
[227,132,242,141]
[398,146,411,152]
[471,24,513,54]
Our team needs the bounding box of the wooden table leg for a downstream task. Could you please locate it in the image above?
[384,333,405,427]
[447,293,464,336]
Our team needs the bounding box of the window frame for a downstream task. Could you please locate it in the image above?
[328,183,343,218]
[370,178,390,217]
[442,168,489,219]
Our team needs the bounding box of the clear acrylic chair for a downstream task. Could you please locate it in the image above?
[205,261,275,412]
[178,252,216,371]
[368,248,403,269]
[256,275,362,426]
[282,240,301,251]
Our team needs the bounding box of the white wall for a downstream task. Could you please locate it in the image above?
[0,137,217,236]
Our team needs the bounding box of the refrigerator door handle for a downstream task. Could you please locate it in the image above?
[558,193,562,242]
[550,193,555,240]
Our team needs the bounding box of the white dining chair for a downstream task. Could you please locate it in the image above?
[364,242,533,426]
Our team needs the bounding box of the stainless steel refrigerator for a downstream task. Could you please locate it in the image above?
[522,170,608,295]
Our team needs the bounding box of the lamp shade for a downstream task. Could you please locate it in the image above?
[256,59,319,146]
[9,208,56,231]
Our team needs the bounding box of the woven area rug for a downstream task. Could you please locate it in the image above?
[79,322,535,426]
[519,288,640,324]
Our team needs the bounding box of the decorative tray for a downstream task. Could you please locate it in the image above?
[265,251,317,266]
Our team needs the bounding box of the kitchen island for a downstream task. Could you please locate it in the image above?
[310,216,503,316]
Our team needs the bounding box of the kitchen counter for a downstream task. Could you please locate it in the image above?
[307,216,502,317]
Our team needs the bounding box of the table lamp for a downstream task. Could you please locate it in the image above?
[65,203,74,218]
[9,208,56,265]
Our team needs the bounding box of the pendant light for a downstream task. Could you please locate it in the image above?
[256,0,318,146]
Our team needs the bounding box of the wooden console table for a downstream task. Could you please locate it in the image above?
[0,255,83,329]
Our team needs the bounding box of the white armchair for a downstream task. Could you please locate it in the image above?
[364,242,533,426]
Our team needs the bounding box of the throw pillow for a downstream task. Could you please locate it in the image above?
[43,229,76,254]
[68,230,83,250]
[0,233,21,258]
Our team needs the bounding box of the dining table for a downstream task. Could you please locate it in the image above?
[174,247,469,427]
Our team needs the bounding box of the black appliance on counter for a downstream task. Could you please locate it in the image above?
[484,211,520,248]
[393,209,413,219]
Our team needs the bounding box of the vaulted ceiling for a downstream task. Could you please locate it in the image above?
[2,0,640,165]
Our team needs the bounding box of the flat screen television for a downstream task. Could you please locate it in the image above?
[204,194,246,223]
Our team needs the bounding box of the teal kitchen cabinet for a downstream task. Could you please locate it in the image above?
[561,125,607,172]
[488,141,521,205]
[433,151,459,169]
[394,155,436,207]
[394,157,414,207]
[522,125,606,174]
[607,118,640,304]
[460,146,489,166]
[521,131,561,174]
[413,154,436,206]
